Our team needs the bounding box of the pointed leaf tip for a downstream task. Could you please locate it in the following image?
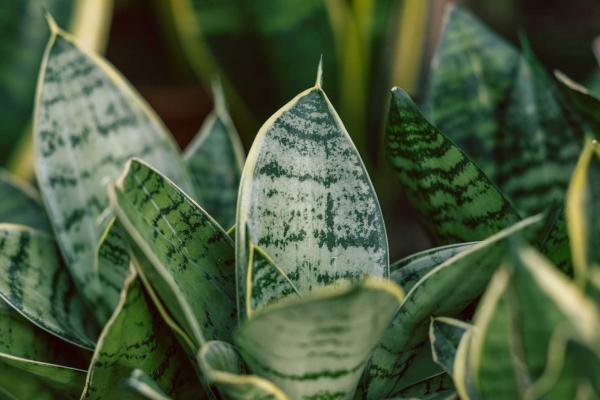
[315,55,323,88]
[43,10,60,35]
[211,78,226,115]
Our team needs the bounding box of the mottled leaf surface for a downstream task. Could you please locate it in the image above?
[185,82,245,229]
[365,216,541,398]
[0,169,50,231]
[386,88,520,244]
[0,224,97,349]
[237,83,388,319]
[391,243,475,292]
[111,159,236,346]
[556,72,600,139]
[198,340,287,400]
[387,373,455,400]
[424,5,519,179]
[430,317,471,376]
[126,369,172,400]
[235,278,403,400]
[82,268,203,399]
[34,24,195,309]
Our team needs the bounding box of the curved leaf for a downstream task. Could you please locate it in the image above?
[365,215,541,399]
[0,169,49,230]
[126,369,172,400]
[555,71,600,139]
[34,20,195,309]
[386,87,520,244]
[236,73,388,319]
[110,159,236,347]
[0,224,97,349]
[184,81,245,229]
[81,268,203,399]
[429,317,471,376]
[386,373,455,400]
[235,277,403,400]
[198,340,287,400]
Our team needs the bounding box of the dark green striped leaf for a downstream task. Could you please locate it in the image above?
[0,169,49,231]
[236,73,388,319]
[386,88,520,244]
[184,81,245,229]
[385,373,455,400]
[391,243,475,292]
[538,206,572,276]
[198,340,287,399]
[0,224,97,349]
[430,317,471,376]
[126,369,172,400]
[424,5,519,180]
[235,277,403,399]
[34,20,195,311]
[110,159,236,347]
[365,215,541,398]
[555,71,600,139]
[0,301,87,398]
[81,268,203,399]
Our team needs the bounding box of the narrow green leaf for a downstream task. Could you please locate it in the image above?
[0,301,87,397]
[235,277,403,399]
[34,22,195,310]
[198,340,287,400]
[386,87,520,244]
[126,369,172,400]
[385,373,455,400]
[184,81,245,229]
[424,5,519,180]
[0,363,55,400]
[391,243,475,292]
[110,159,236,347]
[430,317,471,376]
[365,215,541,399]
[538,206,572,275]
[555,71,600,139]
[81,267,203,399]
[0,169,50,231]
[0,224,97,349]
[236,80,388,319]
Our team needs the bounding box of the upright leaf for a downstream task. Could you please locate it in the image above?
[110,159,236,347]
[185,81,245,229]
[235,277,403,400]
[0,224,97,349]
[34,19,195,308]
[365,216,541,398]
[81,267,203,399]
[126,370,172,400]
[236,70,388,319]
[0,169,50,231]
[386,88,520,244]
[198,340,287,400]
[555,71,600,139]
[430,317,471,376]
[386,373,455,400]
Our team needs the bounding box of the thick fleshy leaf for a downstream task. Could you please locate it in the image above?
[385,373,455,400]
[538,206,572,275]
[110,159,236,347]
[0,301,87,397]
[126,369,172,400]
[0,169,49,230]
[424,5,519,180]
[235,277,403,400]
[391,243,475,292]
[184,81,245,229]
[365,215,541,399]
[81,267,203,399]
[429,317,471,376]
[34,21,195,309]
[236,75,388,319]
[386,87,520,244]
[0,224,97,349]
[555,72,600,139]
[566,139,600,284]
[198,340,287,400]
[0,363,57,400]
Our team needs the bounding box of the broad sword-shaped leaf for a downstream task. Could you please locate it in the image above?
[0,169,50,231]
[430,317,471,376]
[126,369,172,400]
[34,18,195,310]
[236,66,388,319]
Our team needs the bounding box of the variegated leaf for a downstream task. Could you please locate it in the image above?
[236,69,388,319]
[235,277,403,400]
[386,88,520,244]
[126,369,172,400]
[391,243,475,292]
[198,340,287,400]
[0,169,49,231]
[184,81,245,229]
[34,19,195,311]
[81,267,203,399]
[0,224,97,349]
[365,215,541,399]
[110,159,236,347]
[0,300,87,398]
[430,317,471,376]
[385,373,455,400]
[555,71,600,139]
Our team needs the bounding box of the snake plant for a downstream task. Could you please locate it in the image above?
[0,5,599,400]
